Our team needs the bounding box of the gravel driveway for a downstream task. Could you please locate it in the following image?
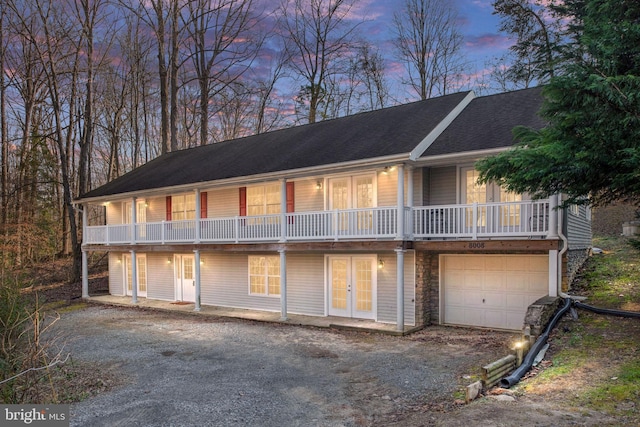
[54,305,516,426]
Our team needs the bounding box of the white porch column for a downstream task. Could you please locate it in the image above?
[548,194,559,238]
[130,196,137,244]
[395,248,406,332]
[194,249,201,311]
[195,189,201,243]
[406,166,414,208]
[548,249,558,297]
[279,249,287,320]
[82,250,89,298]
[406,166,414,239]
[396,164,405,240]
[130,250,138,304]
[280,179,287,242]
[81,204,89,298]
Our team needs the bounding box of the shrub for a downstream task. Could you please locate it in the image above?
[0,279,65,403]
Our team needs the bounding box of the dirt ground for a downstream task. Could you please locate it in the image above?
[20,247,639,426]
[48,304,624,427]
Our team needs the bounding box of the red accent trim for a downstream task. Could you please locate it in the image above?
[286,182,295,213]
[239,187,247,216]
[165,196,172,221]
[200,192,207,219]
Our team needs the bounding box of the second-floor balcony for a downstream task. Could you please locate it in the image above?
[83,200,551,246]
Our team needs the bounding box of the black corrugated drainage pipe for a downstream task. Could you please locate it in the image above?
[500,298,572,389]
[573,301,640,319]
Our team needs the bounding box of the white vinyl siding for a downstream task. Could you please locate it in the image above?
[376,251,416,326]
[106,203,123,225]
[428,166,456,205]
[109,253,125,295]
[200,253,281,312]
[146,196,167,223]
[294,179,324,212]
[208,188,238,218]
[146,253,175,301]
[412,168,423,206]
[566,205,593,249]
[286,254,325,316]
[198,253,326,315]
[377,167,418,207]
[377,169,396,206]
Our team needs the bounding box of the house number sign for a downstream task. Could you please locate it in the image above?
[467,242,485,249]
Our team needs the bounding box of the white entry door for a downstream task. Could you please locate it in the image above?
[175,255,195,302]
[328,256,376,319]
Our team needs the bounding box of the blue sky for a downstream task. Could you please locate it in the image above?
[355,0,512,98]
[252,0,514,117]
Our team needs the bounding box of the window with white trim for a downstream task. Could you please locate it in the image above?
[247,184,281,216]
[172,193,196,220]
[569,204,580,216]
[248,256,280,296]
[124,254,147,296]
[123,200,146,224]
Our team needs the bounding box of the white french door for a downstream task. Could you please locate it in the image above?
[327,256,376,319]
[124,254,147,297]
[461,167,523,230]
[328,175,375,232]
[174,255,195,302]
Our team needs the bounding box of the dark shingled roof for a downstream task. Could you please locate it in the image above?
[423,86,545,157]
[79,88,544,200]
[80,91,471,199]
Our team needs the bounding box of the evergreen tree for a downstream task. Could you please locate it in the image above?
[477,0,640,207]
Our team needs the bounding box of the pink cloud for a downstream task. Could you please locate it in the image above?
[465,33,513,50]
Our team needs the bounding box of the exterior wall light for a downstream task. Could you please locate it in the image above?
[378,259,384,269]
[316,180,323,190]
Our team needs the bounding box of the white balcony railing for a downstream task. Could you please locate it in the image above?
[83,201,550,246]
[412,200,549,239]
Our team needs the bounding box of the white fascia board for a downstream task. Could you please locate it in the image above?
[411,147,512,168]
[408,91,476,161]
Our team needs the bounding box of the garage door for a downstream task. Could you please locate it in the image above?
[442,255,549,330]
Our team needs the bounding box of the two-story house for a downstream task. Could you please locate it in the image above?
[76,87,592,332]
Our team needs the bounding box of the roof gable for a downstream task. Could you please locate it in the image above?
[423,86,545,157]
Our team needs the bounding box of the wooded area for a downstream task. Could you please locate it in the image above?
[0,0,537,280]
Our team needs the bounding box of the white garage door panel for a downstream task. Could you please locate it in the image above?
[484,273,506,291]
[483,292,506,309]
[443,255,549,330]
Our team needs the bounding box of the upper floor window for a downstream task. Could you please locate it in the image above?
[172,193,196,221]
[123,200,146,224]
[247,184,281,216]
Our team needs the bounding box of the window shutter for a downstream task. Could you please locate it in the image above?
[165,196,172,221]
[239,187,247,216]
[200,192,207,219]
[286,182,295,213]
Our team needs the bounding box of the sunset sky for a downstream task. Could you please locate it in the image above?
[359,0,511,100]
[262,0,514,105]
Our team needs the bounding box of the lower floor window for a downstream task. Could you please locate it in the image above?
[124,254,147,295]
[248,256,280,296]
